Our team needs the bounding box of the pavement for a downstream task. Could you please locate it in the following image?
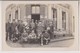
[50,36,74,42]
[6,36,74,47]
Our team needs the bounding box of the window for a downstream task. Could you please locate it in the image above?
[36,6,40,14]
[32,6,36,14]
[32,5,40,14]
[62,11,66,30]
[53,8,57,30]
[15,10,18,19]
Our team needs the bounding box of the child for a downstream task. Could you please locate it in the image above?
[37,21,44,33]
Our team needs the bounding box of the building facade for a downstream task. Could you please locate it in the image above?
[6,4,73,36]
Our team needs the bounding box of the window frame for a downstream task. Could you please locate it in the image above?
[52,8,57,30]
[31,5,40,14]
[15,10,18,19]
[62,11,66,30]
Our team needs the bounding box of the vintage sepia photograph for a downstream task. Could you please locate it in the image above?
[1,1,79,51]
[5,4,74,47]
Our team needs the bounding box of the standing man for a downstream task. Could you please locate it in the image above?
[6,20,12,41]
[30,19,35,31]
[37,21,44,34]
[35,20,38,34]
[43,30,50,45]
[48,21,54,39]
[11,19,17,41]
[17,20,23,35]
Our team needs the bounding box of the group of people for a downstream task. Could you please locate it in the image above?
[6,19,54,45]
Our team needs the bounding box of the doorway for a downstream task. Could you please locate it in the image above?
[31,5,40,22]
[31,14,40,22]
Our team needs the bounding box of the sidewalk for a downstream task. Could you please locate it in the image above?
[50,36,74,42]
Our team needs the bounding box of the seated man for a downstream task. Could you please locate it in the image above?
[28,30,37,43]
[41,30,50,45]
[21,29,28,43]
[28,30,36,39]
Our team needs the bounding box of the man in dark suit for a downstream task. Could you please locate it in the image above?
[41,30,50,45]
[47,21,54,39]
[17,20,23,34]
[30,19,35,31]
[6,20,12,41]
[11,19,17,40]
[50,21,54,39]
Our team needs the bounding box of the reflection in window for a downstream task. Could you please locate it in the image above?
[53,8,57,30]
[62,11,66,30]
[32,5,40,14]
